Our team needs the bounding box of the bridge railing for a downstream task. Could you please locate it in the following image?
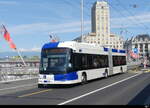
[0,67,39,82]
[0,61,142,82]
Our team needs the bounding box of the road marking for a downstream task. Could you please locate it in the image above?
[18,89,52,98]
[58,73,142,105]
[0,83,37,91]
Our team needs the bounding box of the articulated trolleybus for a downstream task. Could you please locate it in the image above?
[38,41,127,87]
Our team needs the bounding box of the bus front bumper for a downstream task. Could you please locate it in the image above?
[38,79,80,85]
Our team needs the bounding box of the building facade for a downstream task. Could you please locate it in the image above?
[109,34,124,49]
[124,34,150,61]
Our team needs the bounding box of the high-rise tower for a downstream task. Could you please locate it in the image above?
[91,1,110,46]
[74,1,124,49]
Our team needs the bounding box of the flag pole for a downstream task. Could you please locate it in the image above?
[1,24,27,66]
[16,49,27,66]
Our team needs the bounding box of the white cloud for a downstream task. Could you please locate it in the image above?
[0,1,18,5]
[8,12,150,37]
[8,11,150,39]
[111,12,150,29]
[9,21,91,35]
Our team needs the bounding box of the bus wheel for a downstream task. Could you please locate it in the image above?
[81,73,87,85]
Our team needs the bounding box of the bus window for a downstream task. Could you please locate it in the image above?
[113,56,126,66]
[73,54,82,70]
[55,58,65,67]
[43,58,48,70]
[81,55,87,69]
[93,58,98,68]
[48,55,66,68]
[87,55,93,69]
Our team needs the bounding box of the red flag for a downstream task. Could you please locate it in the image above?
[2,25,11,42]
[129,50,139,59]
[2,25,17,50]
[9,41,16,49]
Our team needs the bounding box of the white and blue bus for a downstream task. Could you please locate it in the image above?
[38,41,127,88]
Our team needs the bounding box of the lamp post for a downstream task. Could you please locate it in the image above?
[81,0,84,42]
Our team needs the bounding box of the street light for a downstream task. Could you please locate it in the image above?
[81,0,84,42]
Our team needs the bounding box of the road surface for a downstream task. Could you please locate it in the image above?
[0,71,150,105]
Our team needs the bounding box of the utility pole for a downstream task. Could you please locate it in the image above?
[81,0,84,42]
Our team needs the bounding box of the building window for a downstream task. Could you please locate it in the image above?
[142,38,145,41]
[140,44,143,52]
[135,44,138,48]
[145,44,148,48]
[145,44,148,52]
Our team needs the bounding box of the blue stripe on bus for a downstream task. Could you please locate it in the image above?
[104,48,126,54]
[119,50,126,53]
[42,42,59,49]
[112,49,118,53]
[54,72,78,81]
[104,48,109,52]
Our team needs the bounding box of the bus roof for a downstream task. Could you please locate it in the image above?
[42,41,126,54]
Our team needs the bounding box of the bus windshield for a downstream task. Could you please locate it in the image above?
[44,54,66,68]
[39,48,70,74]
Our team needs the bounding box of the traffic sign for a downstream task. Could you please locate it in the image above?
[133,48,138,54]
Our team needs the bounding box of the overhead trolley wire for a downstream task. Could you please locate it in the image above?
[116,0,149,32]
[103,0,137,37]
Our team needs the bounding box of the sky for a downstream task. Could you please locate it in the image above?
[0,0,150,52]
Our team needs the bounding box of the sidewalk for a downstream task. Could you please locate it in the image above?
[128,69,142,73]
[141,68,150,73]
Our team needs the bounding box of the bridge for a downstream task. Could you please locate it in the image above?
[0,60,40,67]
